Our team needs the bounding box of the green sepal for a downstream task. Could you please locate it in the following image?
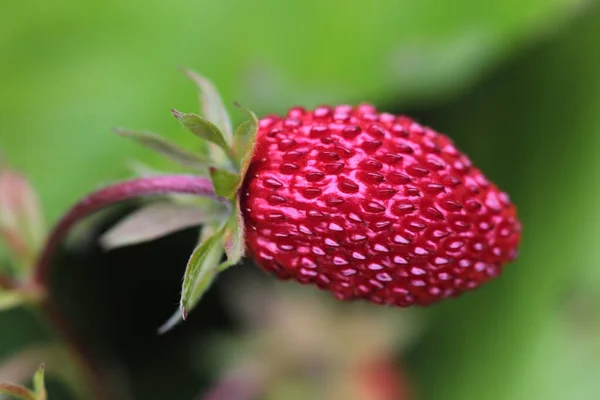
[179,67,233,143]
[157,256,236,335]
[33,364,47,400]
[209,168,240,199]
[0,383,35,400]
[114,128,213,172]
[232,103,258,165]
[171,110,237,167]
[223,199,245,264]
[157,214,246,334]
[100,202,218,250]
[181,232,224,319]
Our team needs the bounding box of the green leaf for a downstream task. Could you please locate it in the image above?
[179,67,233,143]
[114,128,212,171]
[209,168,240,199]
[159,229,225,334]
[0,382,35,400]
[0,290,28,311]
[100,202,215,250]
[171,110,237,166]
[33,364,46,400]
[181,233,224,318]
[157,231,225,334]
[232,103,258,163]
[222,199,245,265]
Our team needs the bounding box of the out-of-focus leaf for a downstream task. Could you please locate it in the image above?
[100,202,215,250]
[0,344,91,400]
[180,68,233,143]
[0,166,45,267]
[209,168,240,199]
[0,290,28,311]
[0,364,46,400]
[114,128,212,171]
[32,364,46,400]
[0,382,35,400]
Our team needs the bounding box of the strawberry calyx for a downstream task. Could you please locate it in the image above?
[112,69,258,332]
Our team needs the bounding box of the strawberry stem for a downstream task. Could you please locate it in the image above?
[33,175,220,286]
[22,174,220,400]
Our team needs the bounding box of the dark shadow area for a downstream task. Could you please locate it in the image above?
[48,202,261,399]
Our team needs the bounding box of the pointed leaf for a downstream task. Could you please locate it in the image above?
[0,383,35,400]
[114,128,212,171]
[33,364,46,400]
[209,168,240,199]
[179,67,233,142]
[171,110,237,166]
[232,104,259,165]
[0,290,28,311]
[100,202,212,250]
[223,200,245,264]
[180,229,225,320]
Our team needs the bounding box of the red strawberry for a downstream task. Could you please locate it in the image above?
[56,70,521,330]
[241,104,521,306]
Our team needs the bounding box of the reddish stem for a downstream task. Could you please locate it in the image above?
[27,174,218,400]
[33,174,219,286]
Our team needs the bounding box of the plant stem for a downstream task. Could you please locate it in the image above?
[33,175,219,286]
[27,174,219,399]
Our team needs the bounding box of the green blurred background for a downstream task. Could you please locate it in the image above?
[2,0,600,399]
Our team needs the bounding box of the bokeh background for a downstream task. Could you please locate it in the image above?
[2,0,600,399]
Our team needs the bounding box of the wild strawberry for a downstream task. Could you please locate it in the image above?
[36,70,520,331]
[241,105,521,306]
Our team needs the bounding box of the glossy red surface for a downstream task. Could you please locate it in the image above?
[241,105,521,306]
